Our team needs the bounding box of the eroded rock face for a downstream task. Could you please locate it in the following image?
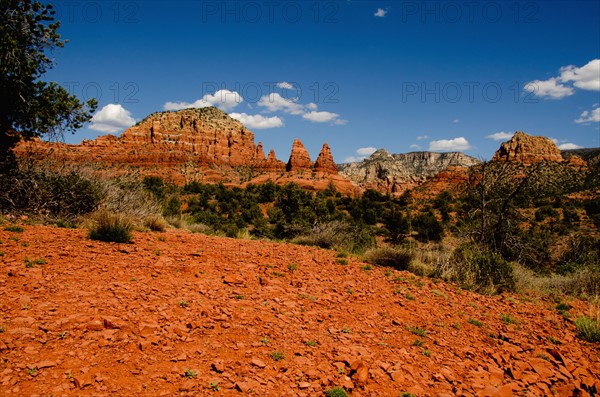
[339,150,480,194]
[313,143,338,174]
[14,107,356,194]
[492,131,564,164]
[286,139,312,172]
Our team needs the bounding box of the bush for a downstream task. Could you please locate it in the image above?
[291,221,375,253]
[363,247,413,271]
[574,316,600,342]
[325,387,349,397]
[450,243,515,294]
[144,215,168,232]
[88,211,133,243]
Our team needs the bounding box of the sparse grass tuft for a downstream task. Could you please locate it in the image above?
[406,326,427,337]
[363,247,413,271]
[574,316,600,342]
[144,214,168,232]
[88,211,133,243]
[270,351,285,361]
[304,340,317,347]
[325,387,349,397]
[500,314,518,325]
[468,318,483,327]
[178,300,190,308]
[183,368,197,379]
[4,226,24,233]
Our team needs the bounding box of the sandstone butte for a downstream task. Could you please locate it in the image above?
[0,225,599,396]
[14,107,359,195]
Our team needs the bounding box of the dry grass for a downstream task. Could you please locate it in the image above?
[88,210,134,243]
[144,214,168,232]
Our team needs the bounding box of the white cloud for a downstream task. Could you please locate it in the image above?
[258,93,305,115]
[486,131,514,141]
[374,8,387,17]
[334,118,348,125]
[429,137,472,151]
[306,102,318,110]
[409,144,422,150]
[453,119,460,123]
[524,59,600,99]
[416,135,428,140]
[343,156,362,163]
[524,78,574,99]
[302,111,340,123]
[164,89,243,111]
[558,143,584,150]
[356,147,377,156]
[89,104,136,133]
[575,106,600,123]
[229,113,283,129]
[560,59,600,91]
[277,82,294,90]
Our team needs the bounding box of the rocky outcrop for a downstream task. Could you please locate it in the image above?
[15,107,356,194]
[339,149,480,194]
[286,139,312,172]
[313,143,338,174]
[492,131,564,164]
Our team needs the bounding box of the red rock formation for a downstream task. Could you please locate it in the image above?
[263,149,285,171]
[492,131,564,164]
[313,143,338,174]
[255,142,266,161]
[286,139,312,172]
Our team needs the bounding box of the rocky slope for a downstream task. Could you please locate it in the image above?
[0,224,598,396]
[339,150,480,194]
[15,108,356,194]
[492,131,564,164]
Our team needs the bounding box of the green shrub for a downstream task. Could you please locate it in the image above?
[4,226,24,233]
[574,316,600,342]
[325,387,349,397]
[88,211,133,243]
[291,221,375,253]
[363,247,413,271]
[450,243,515,294]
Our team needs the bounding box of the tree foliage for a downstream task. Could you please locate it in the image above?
[1,0,97,168]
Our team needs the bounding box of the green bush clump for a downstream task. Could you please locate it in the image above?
[363,247,413,271]
[450,243,515,295]
[292,221,375,253]
[88,211,133,243]
[325,387,349,397]
[574,316,600,343]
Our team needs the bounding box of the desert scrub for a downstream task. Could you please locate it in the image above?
[144,214,168,232]
[406,326,427,337]
[183,369,197,379]
[574,316,600,342]
[468,318,483,327]
[363,247,413,271]
[325,387,349,397]
[270,351,285,361]
[4,226,24,233]
[88,211,133,243]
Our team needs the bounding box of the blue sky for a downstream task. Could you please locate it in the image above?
[44,0,600,163]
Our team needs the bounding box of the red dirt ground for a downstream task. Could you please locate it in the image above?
[0,225,598,396]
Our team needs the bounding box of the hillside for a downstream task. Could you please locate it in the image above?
[0,225,598,396]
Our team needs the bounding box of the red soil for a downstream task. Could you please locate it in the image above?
[0,225,598,396]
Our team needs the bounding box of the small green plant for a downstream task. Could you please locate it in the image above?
[406,326,427,337]
[538,353,551,361]
[184,368,197,379]
[0,252,4,257]
[451,322,461,329]
[4,226,24,233]
[432,289,447,299]
[421,349,431,357]
[336,259,348,265]
[271,351,285,361]
[287,263,298,271]
[210,381,220,391]
[25,258,46,268]
[347,289,353,295]
[556,302,572,316]
[412,339,424,347]
[468,318,483,327]
[384,270,392,277]
[0,326,5,333]
[500,314,518,325]
[548,336,561,344]
[574,316,600,342]
[272,271,284,277]
[88,211,133,243]
[400,393,416,397]
[336,252,348,258]
[325,386,349,397]
[130,277,136,282]
[26,367,37,376]
[233,295,244,300]
[260,336,270,345]
[360,264,372,272]
[58,331,67,339]
[304,340,317,347]
[405,293,415,301]
[341,327,352,334]
[66,372,73,379]
[178,300,190,308]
